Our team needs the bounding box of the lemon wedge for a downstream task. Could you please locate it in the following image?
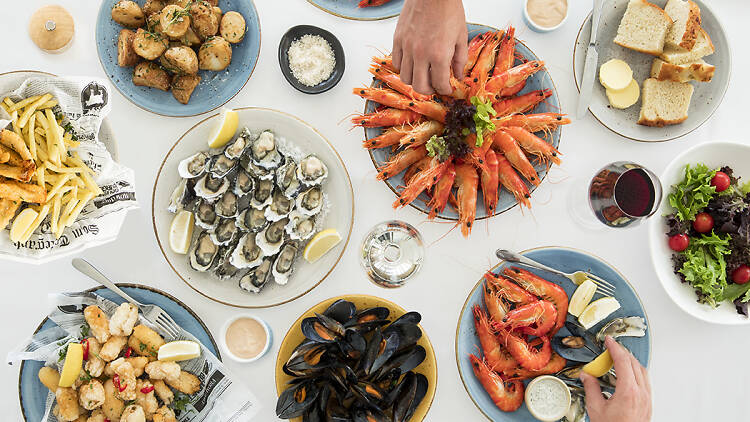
[58,343,84,387]
[568,279,597,317]
[578,297,621,330]
[583,350,614,378]
[169,210,195,254]
[158,340,201,361]
[10,208,38,243]
[207,108,239,149]
[304,228,342,263]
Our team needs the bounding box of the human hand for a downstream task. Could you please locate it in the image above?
[392,0,468,95]
[580,336,652,422]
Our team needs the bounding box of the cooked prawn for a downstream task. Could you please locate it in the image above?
[480,149,500,216]
[491,131,540,186]
[468,354,524,412]
[496,154,531,209]
[502,126,561,165]
[472,306,517,373]
[377,145,427,180]
[503,266,569,336]
[454,163,479,237]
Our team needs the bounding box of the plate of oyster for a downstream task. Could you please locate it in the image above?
[153,108,353,308]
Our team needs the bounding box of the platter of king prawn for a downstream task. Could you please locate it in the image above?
[354,23,569,238]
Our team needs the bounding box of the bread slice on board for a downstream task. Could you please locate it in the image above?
[651,58,714,82]
[660,28,715,64]
[664,0,702,50]
[638,78,694,126]
[614,0,674,55]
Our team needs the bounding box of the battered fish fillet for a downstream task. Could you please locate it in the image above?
[84,306,111,344]
[109,303,139,336]
[0,198,20,229]
[165,370,201,395]
[0,129,32,160]
[0,177,47,204]
[144,361,181,382]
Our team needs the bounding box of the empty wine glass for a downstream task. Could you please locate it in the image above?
[360,220,424,288]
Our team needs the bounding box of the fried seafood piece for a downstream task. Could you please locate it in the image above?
[0,129,32,160]
[78,379,106,410]
[133,28,168,60]
[145,360,181,382]
[198,36,231,71]
[135,379,159,418]
[110,358,137,401]
[151,379,174,405]
[120,404,147,422]
[117,29,140,67]
[171,74,201,104]
[55,387,81,421]
[160,45,198,75]
[133,62,171,91]
[165,370,200,395]
[109,303,139,336]
[160,4,191,38]
[111,0,145,28]
[99,335,127,361]
[0,177,46,203]
[142,0,166,16]
[102,379,125,421]
[153,406,177,422]
[38,366,60,391]
[83,306,111,344]
[0,161,34,182]
[130,324,166,357]
[104,356,148,378]
[84,338,105,377]
[86,409,107,422]
[0,199,20,230]
[190,1,219,38]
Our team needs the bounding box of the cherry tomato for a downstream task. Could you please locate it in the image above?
[711,171,731,192]
[668,234,690,252]
[732,265,750,284]
[693,212,714,233]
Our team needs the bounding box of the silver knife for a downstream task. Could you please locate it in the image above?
[576,0,605,119]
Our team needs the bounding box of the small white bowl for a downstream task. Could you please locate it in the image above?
[220,314,272,363]
[524,375,571,421]
[523,0,570,33]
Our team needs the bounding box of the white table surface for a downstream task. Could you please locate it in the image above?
[2,0,749,421]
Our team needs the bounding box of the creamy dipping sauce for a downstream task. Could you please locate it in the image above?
[225,317,267,360]
[525,376,570,420]
[527,0,568,28]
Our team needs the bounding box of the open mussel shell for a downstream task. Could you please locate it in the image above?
[250,178,274,209]
[338,330,367,360]
[167,178,196,213]
[297,154,328,186]
[194,199,219,230]
[178,151,210,179]
[189,231,219,272]
[237,207,268,233]
[552,336,598,363]
[284,341,332,377]
[209,218,239,246]
[257,217,289,256]
[250,130,283,170]
[383,319,422,353]
[194,172,230,201]
[352,381,387,408]
[352,407,389,422]
[266,190,295,222]
[273,242,299,285]
[596,316,647,344]
[233,168,255,197]
[276,380,320,419]
[375,345,426,383]
[322,299,356,324]
[296,186,324,216]
[214,191,239,218]
[361,329,399,376]
[391,371,428,422]
[565,320,602,354]
[230,232,264,269]
[347,307,390,331]
[301,313,346,343]
[238,256,273,293]
[286,210,316,242]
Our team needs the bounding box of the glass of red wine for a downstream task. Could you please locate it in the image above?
[569,161,662,229]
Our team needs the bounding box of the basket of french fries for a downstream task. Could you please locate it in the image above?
[0,75,137,263]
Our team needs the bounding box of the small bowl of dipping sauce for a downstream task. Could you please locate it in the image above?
[220,314,272,363]
[523,0,569,33]
[278,25,345,94]
[524,375,571,421]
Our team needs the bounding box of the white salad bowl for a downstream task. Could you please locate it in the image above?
[648,141,750,325]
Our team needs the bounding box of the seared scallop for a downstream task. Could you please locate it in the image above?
[198,36,232,71]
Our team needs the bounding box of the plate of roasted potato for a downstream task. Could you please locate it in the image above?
[18,284,221,422]
[96,0,261,117]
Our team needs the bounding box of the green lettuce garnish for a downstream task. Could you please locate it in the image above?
[678,231,732,307]
[668,164,717,221]
[425,135,450,162]
[470,96,496,147]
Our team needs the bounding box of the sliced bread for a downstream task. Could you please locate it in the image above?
[660,28,715,64]
[664,0,702,50]
[613,0,674,55]
[651,58,715,82]
[638,78,694,127]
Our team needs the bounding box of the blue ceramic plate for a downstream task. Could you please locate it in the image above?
[95,0,261,117]
[18,284,220,422]
[307,0,403,20]
[456,247,651,421]
[365,23,562,221]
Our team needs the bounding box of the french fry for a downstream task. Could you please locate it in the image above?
[27,113,37,160]
[4,95,40,113]
[46,173,72,202]
[39,99,58,110]
[17,94,52,128]
[50,194,61,235]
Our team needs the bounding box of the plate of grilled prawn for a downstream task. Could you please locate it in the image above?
[456,247,650,421]
[353,23,569,238]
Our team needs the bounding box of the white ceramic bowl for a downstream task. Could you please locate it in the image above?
[220,314,272,363]
[648,141,750,325]
[524,375,571,421]
[523,0,569,32]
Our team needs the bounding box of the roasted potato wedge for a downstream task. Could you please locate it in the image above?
[111,1,145,28]
[220,11,246,44]
[117,29,140,67]
[132,28,168,61]
[172,74,201,104]
[198,36,231,71]
[132,62,171,91]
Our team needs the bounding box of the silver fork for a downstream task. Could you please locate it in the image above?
[495,249,616,297]
[72,258,182,339]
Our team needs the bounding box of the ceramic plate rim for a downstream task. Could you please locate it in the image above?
[305,0,402,21]
[151,107,355,308]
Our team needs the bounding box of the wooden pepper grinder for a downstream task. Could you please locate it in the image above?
[29,5,75,53]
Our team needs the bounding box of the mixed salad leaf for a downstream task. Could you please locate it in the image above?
[666,164,750,316]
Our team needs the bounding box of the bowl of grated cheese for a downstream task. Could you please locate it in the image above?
[278,25,345,94]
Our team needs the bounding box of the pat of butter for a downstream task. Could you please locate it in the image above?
[606,79,640,109]
[599,59,633,91]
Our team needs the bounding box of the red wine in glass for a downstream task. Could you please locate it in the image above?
[588,162,662,228]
